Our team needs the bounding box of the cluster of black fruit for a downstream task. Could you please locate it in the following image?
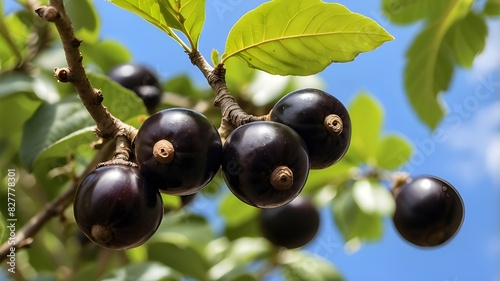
[73,63,464,251]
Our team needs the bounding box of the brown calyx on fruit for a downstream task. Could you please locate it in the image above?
[153,140,175,164]
[91,224,113,244]
[324,114,343,136]
[271,166,294,190]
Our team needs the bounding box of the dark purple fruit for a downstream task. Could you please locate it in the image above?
[108,63,162,111]
[392,175,464,247]
[134,108,222,195]
[73,165,163,250]
[270,88,351,169]
[259,196,320,249]
[222,121,309,208]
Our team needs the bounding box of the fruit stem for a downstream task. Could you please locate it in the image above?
[390,171,411,197]
[153,139,175,164]
[91,225,113,244]
[271,166,294,190]
[324,114,343,135]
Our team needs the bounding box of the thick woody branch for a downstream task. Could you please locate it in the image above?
[35,1,136,143]
[189,52,267,138]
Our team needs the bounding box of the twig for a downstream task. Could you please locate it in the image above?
[34,1,137,145]
[0,142,114,261]
[189,51,267,139]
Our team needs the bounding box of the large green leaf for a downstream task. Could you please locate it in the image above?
[375,134,413,170]
[19,96,94,171]
[346,93,383,164]
[332,180,394,242]
[101,262,181,281]
[222,0,393,76]
[281,251,344,281]
[66,0,100,44]
[444,12,488,68]
[382,0,450,25]
[161,0,206,48]
[404,0,473,129]
[109,0,205,49]
[484,0,500,15]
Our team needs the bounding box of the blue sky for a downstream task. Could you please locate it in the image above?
[4,0,500,280]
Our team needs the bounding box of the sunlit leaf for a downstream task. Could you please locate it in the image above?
[346,93,383,164]
[219,193,259,227]
[332,180,394,242]
[382,0,449,24]
[162,0,206,48]
[0,12,29,71]
[404,0,473,129]
[222,0,393,76]
[444,12,488,68]
[375,134,413,170]
[101,262,181,281]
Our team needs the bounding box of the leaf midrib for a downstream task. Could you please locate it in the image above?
[222,30,392,63]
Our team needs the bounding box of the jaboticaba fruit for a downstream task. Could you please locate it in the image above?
[270,88,351,169]
[134,108,222,195]
[108,63,162,111]
[259,196,320,249]
[73,165,163,250]
[222,121,309,208]
[392,175,465,247]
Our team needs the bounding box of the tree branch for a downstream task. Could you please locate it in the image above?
[0,142,114,261]
[34,1,137,144]
[189,51,268,139]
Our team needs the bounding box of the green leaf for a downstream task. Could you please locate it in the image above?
[382,0,450,25]
[444,12,488,68]
[87,72,149,120]
[375,134,413,170]
[404,0,473,129]
[109,0,205,50]
[484,0,500,15]
[148,241,210,281]
[19,96,94,171]
[161,0,206,49]
[208,237,271,281]
[222,0,393,76]
[346,93,383,163]
[80,40,133,73]
[0,211,6,244]
[66,0,100,44]
[281,251,344,281]
[332,180,394,242]
[101,262,181,281]
[0,13,29,71]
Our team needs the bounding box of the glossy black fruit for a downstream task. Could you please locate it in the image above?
[73,165,163,250]
[134,108,222,195]
[108,63,162,111]
[270,88,351,169]
[222,121,309,208]
[392,175,464,247]
[259,196,320,249]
